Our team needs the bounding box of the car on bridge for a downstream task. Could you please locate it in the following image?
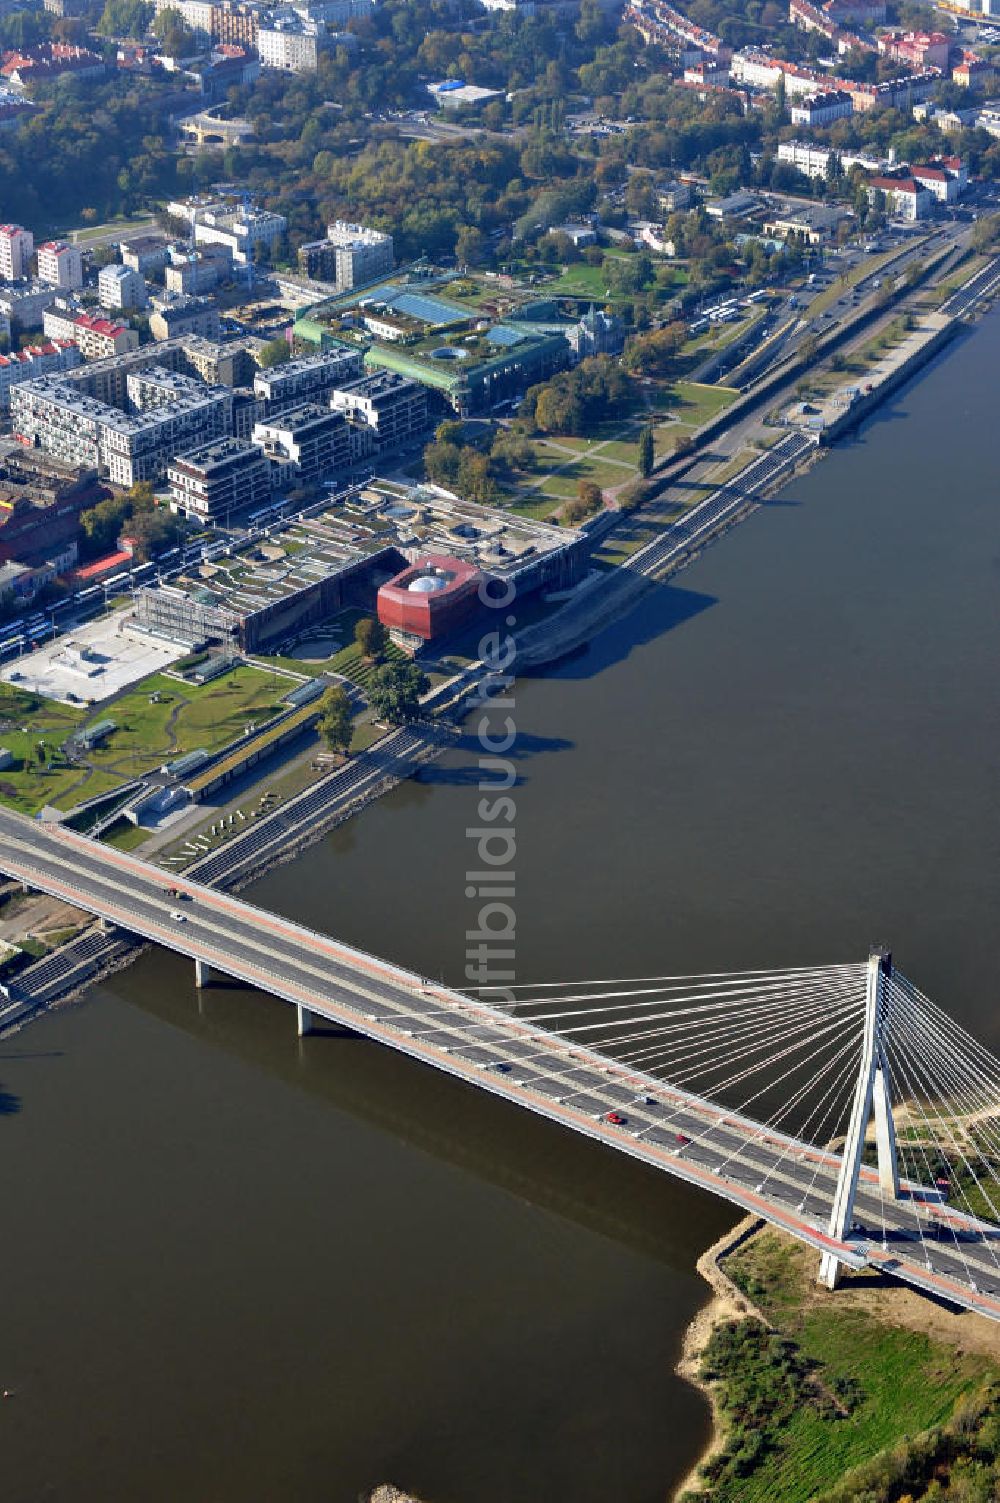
[675,1132,691,1147]
[605,1111,628,1126]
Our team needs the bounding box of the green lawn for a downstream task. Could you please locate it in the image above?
[102,822,154,851]
[698,1229,1000,1503]
[667,380,740,430]
[0,665,285,815]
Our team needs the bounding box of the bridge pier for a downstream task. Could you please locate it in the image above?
[296,1002,322,1037]
[819,948,900,1290]
[194,958,214,988]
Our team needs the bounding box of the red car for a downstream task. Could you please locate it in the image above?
[675,1132,691,1147]
[605,1111,627,1126]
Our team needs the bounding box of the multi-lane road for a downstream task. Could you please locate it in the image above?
[2,804,1000,1321]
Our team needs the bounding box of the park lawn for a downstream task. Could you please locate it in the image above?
[669,380,740,430]
[712,1229,999,1503]
[87,665,286,773]
[508,491,564,521]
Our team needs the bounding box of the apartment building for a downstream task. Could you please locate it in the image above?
[0,223,32,281]
[36,240,83,290]
[329,372,427,452]
[98,263,147,311]
[11,373,231,487]
[149,294,221,341]
[43,306,139,359]
[324,221,394,291]
[252,347,362,416]
[252,403,351,481]
[0,280,56,329]
[168,437,272,520]
[0,338,80,411]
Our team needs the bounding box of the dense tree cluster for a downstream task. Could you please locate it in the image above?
[520,355,630,436]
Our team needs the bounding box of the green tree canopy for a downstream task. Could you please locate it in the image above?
[368,661,429,725]
[317,683,353,756]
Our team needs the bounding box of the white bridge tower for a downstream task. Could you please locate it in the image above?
[818,947,900,1289]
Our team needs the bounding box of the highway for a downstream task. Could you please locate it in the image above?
[2,803,1000,1322]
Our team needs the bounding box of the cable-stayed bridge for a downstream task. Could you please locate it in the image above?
[2,805,1000,1321]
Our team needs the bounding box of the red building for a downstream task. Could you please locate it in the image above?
[377,555,482,649]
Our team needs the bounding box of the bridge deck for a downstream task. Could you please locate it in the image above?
[2,805,999,1322]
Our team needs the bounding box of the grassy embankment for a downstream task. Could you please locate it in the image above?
[682,1227,1000,1503]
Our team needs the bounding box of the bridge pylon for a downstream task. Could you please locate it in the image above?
[818,947,900,1289]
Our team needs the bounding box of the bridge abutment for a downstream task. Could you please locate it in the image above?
[194,959,214,988]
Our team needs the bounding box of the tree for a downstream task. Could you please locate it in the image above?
[317,684,353,756]
[354,615,387,661]
[638,424,654,478]
[97,0,152,37]
[368,661,429,724]
[258,337,290,369]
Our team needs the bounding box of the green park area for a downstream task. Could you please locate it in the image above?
[0,665,286,816]
[654,381,739,450]
[687,1228,1000,1503]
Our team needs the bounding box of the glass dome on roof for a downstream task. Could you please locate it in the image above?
[408,573,449,593]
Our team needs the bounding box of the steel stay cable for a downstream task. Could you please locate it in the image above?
[475,963,861,995]
[558,982,862,1067]
[527,973,864,1038]
[608,992,863,1090]
[643,1007,866,1165]
[886,1026,985,1290]
[713,1031,864,1190]
[889,1002,1000,1236]
[515,969,864,1023]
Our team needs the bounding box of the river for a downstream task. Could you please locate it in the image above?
[3,311,999,1503]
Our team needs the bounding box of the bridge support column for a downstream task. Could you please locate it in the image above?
[194,959,214,989]
[296,1002,321,1037]
[818,948,900,1289]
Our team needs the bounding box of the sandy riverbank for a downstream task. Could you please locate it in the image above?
[672,1216,767,1500]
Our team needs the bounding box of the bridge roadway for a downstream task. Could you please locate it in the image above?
[3,804,1000,1322]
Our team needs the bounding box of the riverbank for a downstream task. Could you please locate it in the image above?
[675,1223,1000,1503]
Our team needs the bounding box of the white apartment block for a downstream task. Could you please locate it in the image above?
[0,223,33,281]
[36,240,83,290]
[777,140,886,178]
[98,262,147,311]
[253,402,351,480]
[257,15,322,70]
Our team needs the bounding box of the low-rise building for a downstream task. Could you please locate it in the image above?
[168,437,272,521]
[763,200,853,243]
[911,163,961,202]
[329,371,428,451]
[321,220,394,291]
[426,79,503,110]
[252,402,351,481]
[867,175,932,220]
[877,29,951,70]
[777,139,887,178]
[98,263,147,311]
[953,54,995,90]
[43,306,139,359]
[167,197,287,266]
[36,240,83,290]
